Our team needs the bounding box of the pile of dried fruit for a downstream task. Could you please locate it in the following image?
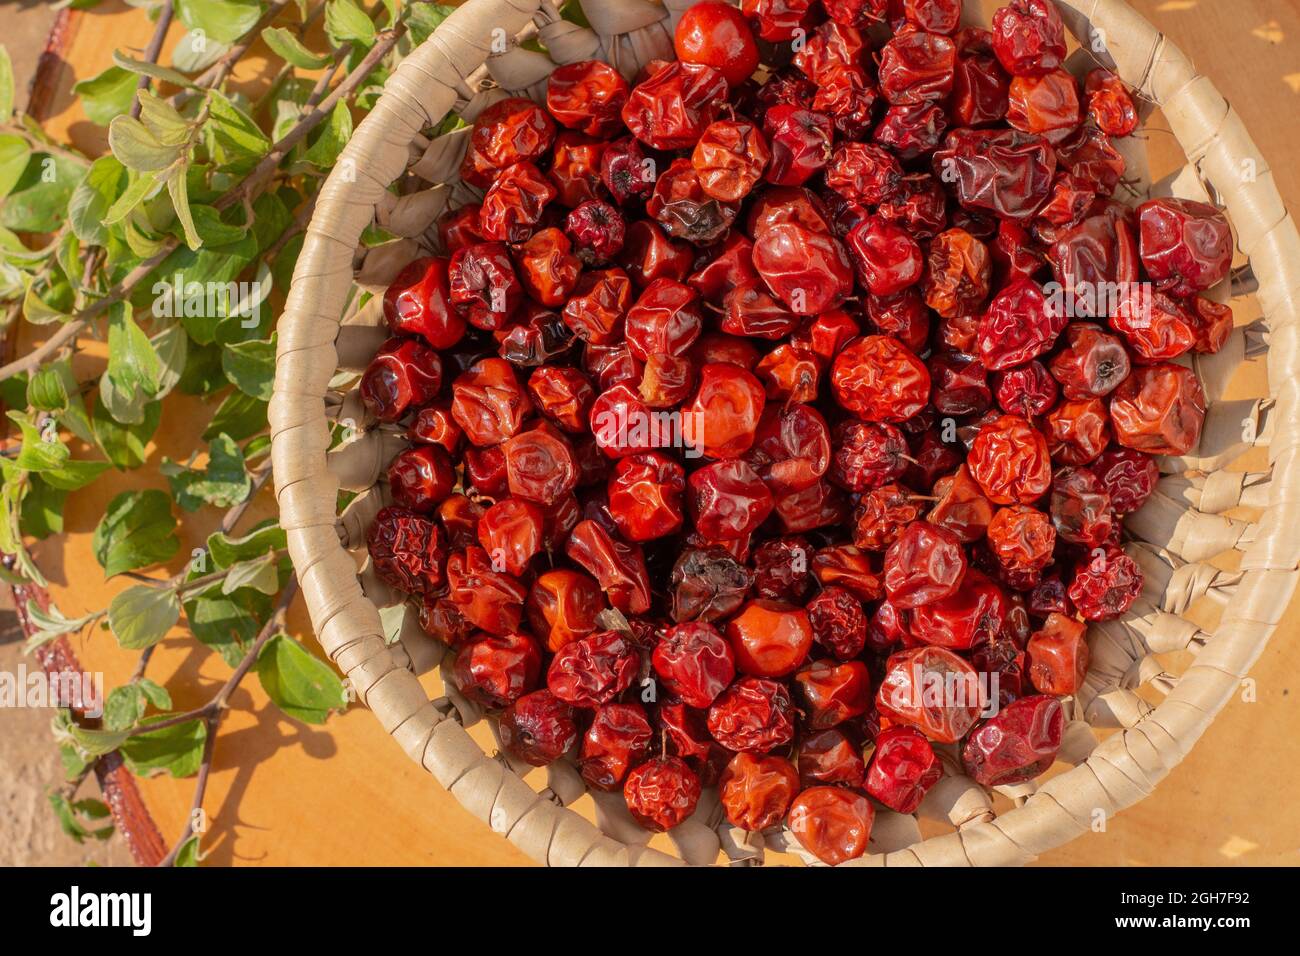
[361,0,1231,864]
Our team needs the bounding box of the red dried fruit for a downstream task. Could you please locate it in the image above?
[977,278,1067,370]
[877,645,984,743]
[383,257,465,349]
[846,217,924,296]
[909,567,1008,650]
[674,1,760,86]
[1092,446,1159,514]
[581,703,653,791]
[884,520,967,608]
[496,690,578,773]
[607,451,685,542]
[726,599,814,678]
[547,629,639,707]
[451,358,532,447]
[461,97,556,187]
[525,568,603,651]
[707,676,797,753]
[968,415,1053,504]
[806,586,868,661]
[447,547,528,635]
[565,518,652,615]
[865,725,941,814]
[681,362,766,459]
[1085,68,1138,137]
[647,157,738,246]
[653,621,736,709]
[763,106,834,186]
[1137,197,1233,296]
[622,61,728,151]
[624,756,701,831]
[788,787,874,865]
[1026,612,1090,695]
[794,658,872,728]
[453,632,542,708]
[1068,545,1142,621]
[831,335,931,422]
[990,0,1066,77]
[479,162,557,243]
[1108,362,1206,456]
[388,445,455,514]
[961,693,1063,786]
[547,60,630,138]
[360,337,443,424]
[448,241,524,331]
[688,459,775,540]
[719,752,801,831]
[367,506,445,596]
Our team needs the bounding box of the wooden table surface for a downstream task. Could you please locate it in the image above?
[21,0,1300,866]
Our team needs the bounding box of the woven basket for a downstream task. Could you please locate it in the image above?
[270,0,1300,866]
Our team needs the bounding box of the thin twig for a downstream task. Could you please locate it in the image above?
[155,577,297,867]
[130,0,175,119]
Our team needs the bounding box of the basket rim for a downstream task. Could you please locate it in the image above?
[269,0,1300,866]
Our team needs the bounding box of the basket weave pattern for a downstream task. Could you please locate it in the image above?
[270,0,1300,865]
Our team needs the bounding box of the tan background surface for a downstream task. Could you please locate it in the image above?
[5,0,1299,866]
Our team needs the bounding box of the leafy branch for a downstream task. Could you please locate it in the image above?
[0,0,452,865]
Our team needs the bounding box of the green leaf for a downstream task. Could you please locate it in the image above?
[0,151,85,233]
[48,792,114,844]
[72,65,138,127]
[104,169,161,225]
[92,489,179,577]
[22,278,71,325]
[326,0,376,47]
[108,305,163,396]
[162,432,250,511]
[69,155,128,246]
[166,165,202,250]
[256,633,347,725]
[174,0,262,44]
[173,34,229,74]
[184,591,264,666]
[173,835,201,867]
[206,521,285,568]
[27,367,69,412]
[182,204,246,246]
[108,584,181,650]
[206,90,271,175]
[136,90,194,147]
[7,410,69,473]
[22,599,96,651]
[175,0,264,44]
[221,336,275,401]
[112,50,200,91]
[0,46,13,124]
[20,475,68,539]
[40,459,113,492]
[0,134,30,198]
[59,743,90,780]
[103,684,146,731]
[109,116,180,172]
[203,390,267,441]
[92,394,161,469]
[262,26,332,68]
[53,710,129,758]
[120,718,207,778]
[220,552,279,595]
[139,679,173,711]
[406,3,455,45]
[151,322,189,400]
[303,100,352,167]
